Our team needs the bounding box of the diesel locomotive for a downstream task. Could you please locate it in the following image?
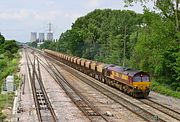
[44,49,150,98]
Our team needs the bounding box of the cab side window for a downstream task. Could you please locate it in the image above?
[142,76,149,82]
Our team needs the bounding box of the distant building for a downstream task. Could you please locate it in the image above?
[30,32,37,42]
[47,32,53,41]
[38,33,45,42]
[30,23,54,42]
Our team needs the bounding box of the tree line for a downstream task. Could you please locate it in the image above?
[37,1,179,92]
[0,34,19,59]
[0,33,19,85]
[0,33,20,119]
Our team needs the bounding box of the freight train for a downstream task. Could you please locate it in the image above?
[44,49,150,98]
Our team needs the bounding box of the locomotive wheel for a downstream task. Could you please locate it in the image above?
[118,84,123,91]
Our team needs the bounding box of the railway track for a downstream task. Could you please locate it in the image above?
[41,50,180,122]
[35,52,109,122]
[24,48,58,122]
[37,51,160,122]
[140,98,180,121]
[29,47,180,122]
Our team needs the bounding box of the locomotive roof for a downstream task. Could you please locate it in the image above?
[106,65,148,77]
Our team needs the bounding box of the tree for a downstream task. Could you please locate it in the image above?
[124,0,180,31]
[39,41,53,49]
[0,33,5,45]
[0,40,19,58]
[56,9,142,64]
[124,0,180,90]
[28,41,37,48]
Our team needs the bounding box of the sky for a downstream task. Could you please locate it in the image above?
[0,0,154,42]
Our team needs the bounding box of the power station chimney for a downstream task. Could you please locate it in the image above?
[30,32,37,42]
[38,33,45,42]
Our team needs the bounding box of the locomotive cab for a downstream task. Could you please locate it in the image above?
[132,72,150,97]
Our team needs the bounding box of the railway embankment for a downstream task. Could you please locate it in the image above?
[151,81,180,99]
[0,52,21,121]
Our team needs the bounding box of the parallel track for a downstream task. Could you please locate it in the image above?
[25,48,58,122]
[35,53,109,122]
[30,47,180,122]
[25,49,42,122]
[42,52,166,122]
[140,99,180,121]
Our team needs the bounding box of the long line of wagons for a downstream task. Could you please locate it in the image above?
[44,49,151,98]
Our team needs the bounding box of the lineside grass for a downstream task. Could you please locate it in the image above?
[0,93,14,109]
[0,93,15,120]
[0,52,20,119]
[151,81,180,99]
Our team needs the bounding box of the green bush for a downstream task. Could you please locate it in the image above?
[151,81,180,99]
[176,87,180,92]
[0,59,7,69]
[170,82,180,91]
[0,112,6,120]
[14,75,21,88]
[0,93,14,109]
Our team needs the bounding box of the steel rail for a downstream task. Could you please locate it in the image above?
[25,48,58,122]
[44,52,166,122]
[36,53,109,122]
[36,57,58,122]
[25,49,42,122]
[140,98,180,121]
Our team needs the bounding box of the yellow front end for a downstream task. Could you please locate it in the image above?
[133,82,150,91]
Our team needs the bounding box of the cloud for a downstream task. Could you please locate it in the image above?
[87,0,102,8]
[0,10,30,21]
[0,9,62,22]
[33,11,60,21]
[64,12,82,21]
[44,0,56,6]
[0,0,154,42]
